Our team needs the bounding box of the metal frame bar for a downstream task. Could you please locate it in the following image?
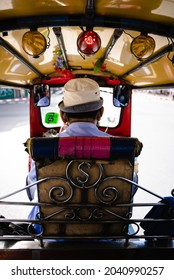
[120,44,174,79]
[0,80,30,88]
[1,175,173,246]
[53,27,69,69]
[0,15,174,38]
[99,29,123,65]
[0,37,45,79]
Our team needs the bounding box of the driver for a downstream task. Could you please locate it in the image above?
[26,78,139,232]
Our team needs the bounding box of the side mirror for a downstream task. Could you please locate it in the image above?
[33,84,50,107]
[113,85,131,107]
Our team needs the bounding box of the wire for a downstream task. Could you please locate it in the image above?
[46,28,51,49]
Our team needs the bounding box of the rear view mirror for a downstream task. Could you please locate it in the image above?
[33,84,50,107]
[113,85,131,107]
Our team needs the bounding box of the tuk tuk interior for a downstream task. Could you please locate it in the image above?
[0,0,174,259]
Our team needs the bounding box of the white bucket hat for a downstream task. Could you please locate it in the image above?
[58,78,103,113]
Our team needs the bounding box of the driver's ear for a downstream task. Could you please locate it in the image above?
[60,111,68,123]
[97,106,104,121]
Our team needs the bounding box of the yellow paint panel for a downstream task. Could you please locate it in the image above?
[0,0,174,25]
[0,0,85,19]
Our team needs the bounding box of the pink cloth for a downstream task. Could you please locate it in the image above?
[58,136,110,159]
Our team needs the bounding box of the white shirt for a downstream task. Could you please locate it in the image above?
[58,122,109,137]
[37,96,49,106]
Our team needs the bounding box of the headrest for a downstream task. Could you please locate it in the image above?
[25,136,142,164]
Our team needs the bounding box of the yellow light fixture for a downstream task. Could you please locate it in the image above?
[22,30,47,58]
[130,34,155,60]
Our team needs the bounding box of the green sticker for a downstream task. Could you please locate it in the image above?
[45,112,59,124]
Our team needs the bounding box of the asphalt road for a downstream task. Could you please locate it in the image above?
[131,92,174,219]
[0,93,174,220]
[0,101,30,219]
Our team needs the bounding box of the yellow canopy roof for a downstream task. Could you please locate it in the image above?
[0,0,174,88]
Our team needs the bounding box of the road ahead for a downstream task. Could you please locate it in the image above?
[0,101,30,218]
[0,93,174,220]
[131,92,174,218]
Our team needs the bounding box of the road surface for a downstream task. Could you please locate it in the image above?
[0,101,30,219]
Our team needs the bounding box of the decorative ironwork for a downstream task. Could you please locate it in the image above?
[95,177,120,204]
[171,188,174,197]
[126,222,140,236]
[49,178,73,204]
[28,222,43,237]
[66,160,103,188]
[0,160,174,246]
[39,205,130,222]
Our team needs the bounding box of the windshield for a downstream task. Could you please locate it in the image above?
[40,87,121,129]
